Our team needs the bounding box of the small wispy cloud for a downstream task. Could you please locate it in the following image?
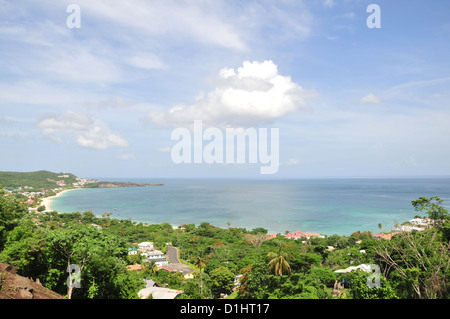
[281,158,300,166]
[323,0,335,8]
[156,146,172,153]
[126,53,166,70]
[84,96,136,109]
[117,151,136,160]
[360,93,381,104]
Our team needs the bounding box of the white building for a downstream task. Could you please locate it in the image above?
[142,250,168,267]
[409,218,429,227]
[138,242,154,252]
[143,250,164,259]
[127,248,140,255]
[334,264,374,274]
[138,286,183,299]
[396,225,424,232]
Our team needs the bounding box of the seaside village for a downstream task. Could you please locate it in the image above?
[4,176,97,211]
[126,218,433,299]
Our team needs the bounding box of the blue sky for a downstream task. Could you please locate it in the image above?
[1,0,449,179]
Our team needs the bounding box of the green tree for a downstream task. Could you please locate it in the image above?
[308,267,337,287]
[0,217,47,278]
[267,243,292,276]
[47,223,107,298]
[237,260,270,299]
[112,270,145,299]
[347,270,397,299]
[375,229,450,299]
[144,260,159,274]
[291,253,321,273]
[210,266,235,293]
[0,188,27,250]
[126,252,142,265]
[193,255,208,295]
[411,196,449,228]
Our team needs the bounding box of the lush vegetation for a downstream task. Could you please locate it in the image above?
[0,187,449,299]
[0,170,78,190]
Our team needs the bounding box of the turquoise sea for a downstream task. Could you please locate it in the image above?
[49,177,450,236]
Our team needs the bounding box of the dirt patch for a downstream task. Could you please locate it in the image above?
[0,263,64,299]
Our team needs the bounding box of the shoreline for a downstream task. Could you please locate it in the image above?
[33,181,427,236]
[41,188,80,212]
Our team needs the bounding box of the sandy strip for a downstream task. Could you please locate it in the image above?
[41,188,79,212]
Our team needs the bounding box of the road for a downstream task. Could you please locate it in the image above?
[167,246,181,264]
[165,246,195,275]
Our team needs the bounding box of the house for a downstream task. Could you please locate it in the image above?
[158,264,195,279]
[381,233,396,240]
[126,264,143,271]
[20,199,34,206]
[127,248,140,255]
[374,232,396,240]
[409,218,429,227]
[138,242,154,252]
[138,278,183,299]
[143,279,160,288]
[304,232,325,239]
[395,225,424,233]
[56,180,66,187]
[234,275,243,287]
[285,231,305,240]
[140,249,168,267]
[285,231,325,240]
[334,264,374,274]
[138,286,183,299]
[158,266,174,272]
[144,250,164,260]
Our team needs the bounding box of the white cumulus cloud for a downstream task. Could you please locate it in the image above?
[146,60,317,128]
[37,111,128,150]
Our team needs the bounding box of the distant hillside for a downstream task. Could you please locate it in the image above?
[0,170,162,190]
[85,181,163,188]
[0,170,78,189]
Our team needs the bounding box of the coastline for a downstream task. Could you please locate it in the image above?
[41,188,79,212]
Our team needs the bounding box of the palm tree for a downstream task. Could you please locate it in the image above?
[193,256,207,295]
[267,244,292,276]
[146,260,159,274]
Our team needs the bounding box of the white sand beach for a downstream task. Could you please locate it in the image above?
[41,188,79,212]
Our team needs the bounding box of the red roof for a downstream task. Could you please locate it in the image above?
[304,232,322,237]
[126,265,143,271]
[285,231,305,239]
[374,233,395,240]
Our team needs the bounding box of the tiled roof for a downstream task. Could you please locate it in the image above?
[126,264,143,271]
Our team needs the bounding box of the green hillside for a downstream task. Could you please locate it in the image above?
[0,170,78,189]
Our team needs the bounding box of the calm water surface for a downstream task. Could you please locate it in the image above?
[50,177,450,236]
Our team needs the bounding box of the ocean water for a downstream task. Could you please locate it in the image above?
[50,177,450,236]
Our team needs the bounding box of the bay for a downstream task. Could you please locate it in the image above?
[49,177,450,236]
